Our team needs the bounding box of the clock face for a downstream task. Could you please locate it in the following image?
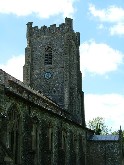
[44,72,52,79]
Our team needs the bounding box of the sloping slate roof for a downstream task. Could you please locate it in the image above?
[88,135,119,141]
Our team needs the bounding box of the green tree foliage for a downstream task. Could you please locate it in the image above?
[112,129,124,136]
[87,117,112,135]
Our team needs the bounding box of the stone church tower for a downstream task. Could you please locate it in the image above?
[23,18,85,126]
[0,18,123,165]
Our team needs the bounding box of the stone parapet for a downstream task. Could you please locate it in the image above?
[26,18,80,47]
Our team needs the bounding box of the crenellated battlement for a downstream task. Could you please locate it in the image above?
[26,17,80,46]
[26,17,75,37]
[24,17,82,121]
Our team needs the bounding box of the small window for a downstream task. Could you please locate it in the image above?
[73,134,77,153]
[31,117,39,165]
[62,130,66,150]
[44,46,52,65]
[48,127,53,151]
[32,123,38,150]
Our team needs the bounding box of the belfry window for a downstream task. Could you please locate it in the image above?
[44,46,52,65]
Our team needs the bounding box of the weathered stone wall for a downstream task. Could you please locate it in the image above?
[86,141,122,165]
[1,17,124,165]
[23,18,85,126]
[0,70,86,165]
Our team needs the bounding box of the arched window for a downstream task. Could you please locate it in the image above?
[73,134,77,153]
[79,134,85,164]
[48,126,53,151]
[58,129,66,164]
[44,46,52,65]
[62,130,66,150]
[7,105,20,164]
[32,123,38,150]
[31,117,39,165]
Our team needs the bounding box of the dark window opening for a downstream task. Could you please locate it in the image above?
[7,107,20,164]
[62,131,66,150]
[44,46,52,65]
[31,117,39,165]
[48,127,53,151]
[32,123,38,151]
